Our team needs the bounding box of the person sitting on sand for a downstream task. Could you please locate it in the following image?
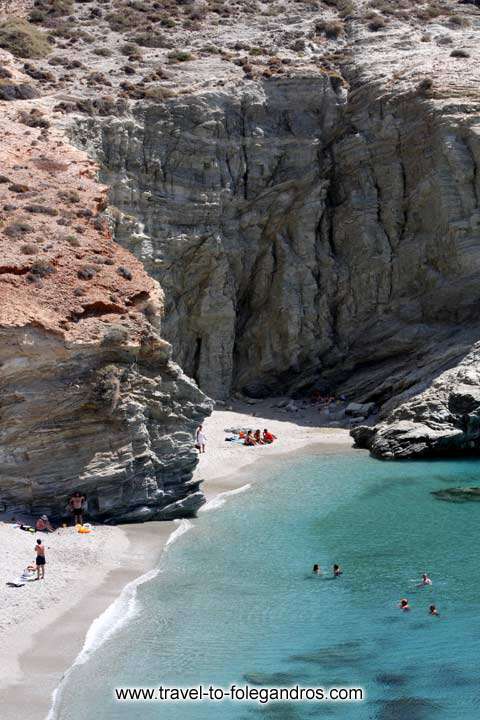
[69,491,86,526]
[254,429,264,445]
[333,563,343,577]
[244,430,257,446]
[35,514,55,533]
[263,429,277,444]
[418,573,432,587]
[429,604,439,617]
[35,538,46,580]
[399,598,410,611]
[312,564,322,575]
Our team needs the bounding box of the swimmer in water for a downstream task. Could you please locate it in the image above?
[333,564,342,577]
[429,604,439,617]
[418,573,432,587]
[399,598,411,611]
[312,564,322,575]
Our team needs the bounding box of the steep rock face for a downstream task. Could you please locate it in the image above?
[0,99,211,521]
[73,58,480,407]
[74,76,344,399]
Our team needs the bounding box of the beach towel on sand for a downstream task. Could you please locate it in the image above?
[6,569,36,587]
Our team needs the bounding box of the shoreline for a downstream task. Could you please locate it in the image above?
[1,402,354,720]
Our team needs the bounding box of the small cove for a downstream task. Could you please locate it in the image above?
[50,451,480,720]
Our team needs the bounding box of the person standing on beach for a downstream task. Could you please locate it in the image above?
[69,491,86,526]
[196,425,206,453]
[35,538,46,580]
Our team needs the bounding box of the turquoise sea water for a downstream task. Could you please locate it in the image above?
[52,451,480,720]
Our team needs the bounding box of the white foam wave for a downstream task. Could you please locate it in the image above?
[199,483,252,512]
[166,518,193,545]
[45,519,193,720]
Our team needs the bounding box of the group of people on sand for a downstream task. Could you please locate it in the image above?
[312,565,440,616]
[32,491,87,534]
[243,429,277,446]
[197,425,277,451]
[9,492,87,582]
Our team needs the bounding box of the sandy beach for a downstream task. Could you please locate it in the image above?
[1,399,353,720]
[193,398,352,499]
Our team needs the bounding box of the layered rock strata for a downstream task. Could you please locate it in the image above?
[0,98,211,522]
[352,341,480,458]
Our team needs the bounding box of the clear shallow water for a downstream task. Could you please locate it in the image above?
[52,452,480,720]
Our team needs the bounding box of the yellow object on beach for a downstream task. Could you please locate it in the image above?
[77,526,91,534]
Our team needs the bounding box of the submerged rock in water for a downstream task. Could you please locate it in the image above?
[432,487,480,503]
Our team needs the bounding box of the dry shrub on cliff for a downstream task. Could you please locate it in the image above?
[24,204,58,216]
[106,10,139,32]
[143,84,176,100]
[93,47,113,57]
[78,266,97,280]
[0,79,38,100]
[20,243,39,255]
[368,14,387,31]
[58,189,80,204]
[132,31,174,49]
[30,259,55,277]
[95,364,123,411]
[29,0,73,20]
[167,49,193,62]
[417,77,433,95]
[323,0,355,16]
[448,14,470,27]
[101,326,129,346]
[120,42,141,57]
[4,222,33,238]
[18,109,50,128]
[315,19,344,38]
[0,19,51,58]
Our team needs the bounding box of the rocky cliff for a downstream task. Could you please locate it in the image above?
[1,0,480,463]
[62,0,480,411]
[0,66,211,521]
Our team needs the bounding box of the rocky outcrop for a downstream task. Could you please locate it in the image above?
[352,341,480,458]
[0,96,211,522]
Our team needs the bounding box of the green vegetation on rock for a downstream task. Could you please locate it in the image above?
[0,19,51,59]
